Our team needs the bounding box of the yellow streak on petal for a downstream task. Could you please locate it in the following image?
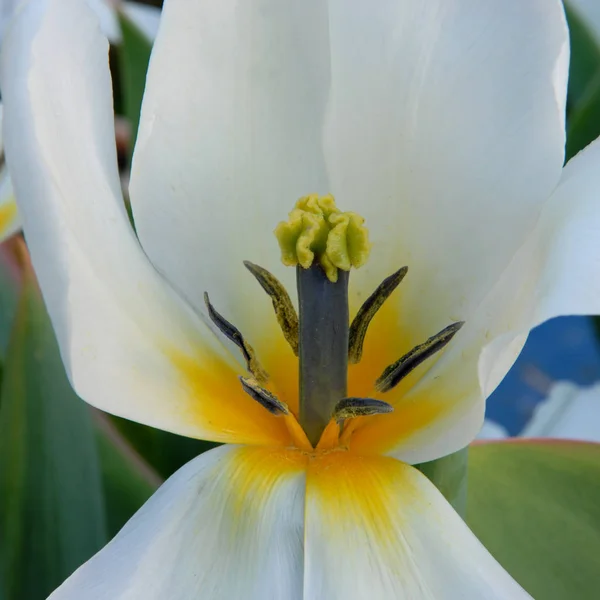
[0,198,17,238]
[260,325,300,416]
[347,392,453,456]
[226,445,309,519]
[316,419,341,451]
[307,451,418,549]
[283,413,313,451]
[168,348,293,447]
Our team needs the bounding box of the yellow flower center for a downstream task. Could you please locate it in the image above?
[204,194,463,450]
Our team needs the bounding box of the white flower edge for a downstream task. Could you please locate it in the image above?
[521,380,600,441]
[0,0,160,246]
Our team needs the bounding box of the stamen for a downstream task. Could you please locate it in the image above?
[239,376,289,415]
[332,397,394,424]
[348,266,408,364]
[376,321,464,393]
[204,292,269,384]
[243,261,299,355]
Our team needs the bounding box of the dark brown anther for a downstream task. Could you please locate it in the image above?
[348,267,408,364]
[243,261,299,355]
[376,321,464,393]
[204,292,269,384]
[239,376,289,415]
[332,397,394,424]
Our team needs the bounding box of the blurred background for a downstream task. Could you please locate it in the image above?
[1,0,600,599]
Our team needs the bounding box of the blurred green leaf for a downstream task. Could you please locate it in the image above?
[110,415,218,480]
[565,2,600,160]
[0,245,21,362]
[95,412,160,537]
[117,11,153,159]
[467,440,600,600]
[0,271,107,600]
[565,2,600,112]
[416,447,468,517]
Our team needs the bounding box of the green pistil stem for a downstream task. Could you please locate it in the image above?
[297,265,349,445]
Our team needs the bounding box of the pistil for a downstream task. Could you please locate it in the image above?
[297,265,349,445]
[275,193,371,444]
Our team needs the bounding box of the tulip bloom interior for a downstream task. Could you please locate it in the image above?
[201,192,463,454]
[3,0,600,597]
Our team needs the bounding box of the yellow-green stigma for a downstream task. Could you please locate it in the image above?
[274,194,371,283]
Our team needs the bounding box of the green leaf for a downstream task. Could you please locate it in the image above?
[109,415,218,480]
[416,447,468,517]
[0,246,21,362]
[95,412,160,537]
[0,272,107,600]
[116,12,153,159]
[467,440,600,600]
[565,2,600,114]
[564,2,600,160]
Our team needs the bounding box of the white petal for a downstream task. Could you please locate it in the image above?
[304,452,530,600]
[477,419,509,441]
[129,0,331,362]
[520,381,600,441]
[474,135,600,399]
[382,132,600,461]
[85,0,121,41]
[343,0,570,463]
[49,445,307,600]
[0,0,291,446]
[328,0,568,336]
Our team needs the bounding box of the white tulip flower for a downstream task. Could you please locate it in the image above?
[3,0,600,598]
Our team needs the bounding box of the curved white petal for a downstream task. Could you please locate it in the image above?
[351,135,600,463]
[477,419,509,441]
[0,0,291,446]
[49,445,307,600]
[331,0,568,331]
[520,381,600,441]
[379,132,600,462]
[304,452,530,599]
[129,0,331,363]
[85,0,121,41]
[475,135,600,401]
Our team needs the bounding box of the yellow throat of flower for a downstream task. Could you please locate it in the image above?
[199,192,462,450]
[274,194,371,283]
